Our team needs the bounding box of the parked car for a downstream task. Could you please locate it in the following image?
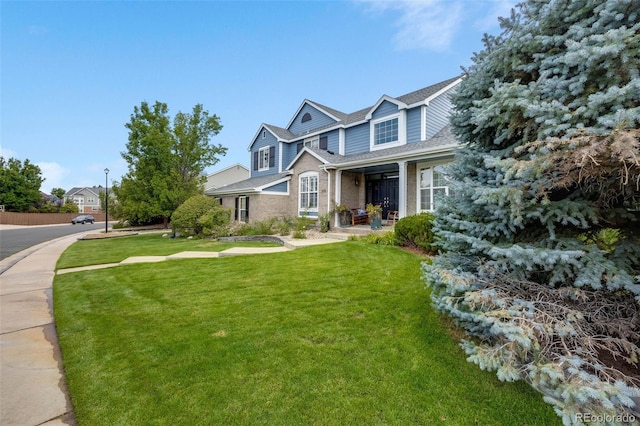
[71,215,95,224]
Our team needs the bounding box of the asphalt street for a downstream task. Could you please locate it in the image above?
[0,223,104,260]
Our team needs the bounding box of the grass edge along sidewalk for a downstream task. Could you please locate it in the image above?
[54,238,559,425]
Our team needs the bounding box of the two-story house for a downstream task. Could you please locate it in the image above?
[209,76,461,225]
[64,186,104,213]
[203,163,250,194]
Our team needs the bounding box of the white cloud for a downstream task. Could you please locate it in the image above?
[36,162,71,193]
[358,0,463,51]
[356,0,519,51]
[0,147,18,159]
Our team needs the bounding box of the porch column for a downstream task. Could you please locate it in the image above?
[397,161,407,219]
[334,170,343,227]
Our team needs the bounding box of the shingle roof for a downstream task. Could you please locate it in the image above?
[306,100,349,122]
[64,186,103,197]
[205,172,290,195]
[260,76,463,142]
[264,124,296,140]
[300,125,457,167]
[396,76,462,105]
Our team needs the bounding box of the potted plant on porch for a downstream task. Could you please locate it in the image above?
[366,203,383,230]
[335,203,351,227]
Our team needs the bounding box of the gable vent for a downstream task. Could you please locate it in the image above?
[301,112,311,123]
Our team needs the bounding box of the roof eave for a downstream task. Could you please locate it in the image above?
[329,143,459,169]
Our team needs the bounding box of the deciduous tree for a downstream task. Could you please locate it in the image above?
[113,101,225,226]
[0,157,44,212]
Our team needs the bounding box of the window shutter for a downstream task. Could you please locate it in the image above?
[297,142,303,153]
[319,136,328,150]
[234,197,239,221]
[253,151,258,171]
[245,197,249,221]
[269,146,275,167]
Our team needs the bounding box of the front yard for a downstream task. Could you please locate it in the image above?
[54,238,558,425]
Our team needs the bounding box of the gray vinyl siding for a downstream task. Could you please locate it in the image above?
[426,90,454,138]
[263,181,288,193]
[371,100,399,120]
[288,104,337,135]
[251,130,279,177]
[406,107,422,143]
[345,123,369,155]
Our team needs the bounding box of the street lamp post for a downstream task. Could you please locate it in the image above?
[104,168,109,233]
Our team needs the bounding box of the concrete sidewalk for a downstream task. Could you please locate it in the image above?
[0,232,346,425]
[0,234,83,426]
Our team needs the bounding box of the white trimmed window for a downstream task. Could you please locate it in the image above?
[238,196,248,222]
[370,112,405,151]
[374,117,398,145]
[418,165,450,211]
[258,146,270,171]
[299,172,318,212]
[303,136,319,149]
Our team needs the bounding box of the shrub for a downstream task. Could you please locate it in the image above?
[252,217,277,235]
[60,203,79,214]
[111,220,130,230]
[292,215,313,238]
[171,195,230,238]
[277,216,294,236]
[318,212,331,233]
[198,209,231,238]
[37,204,57,213]
[394,213,437,254]
[361,232,398,246]
[230,218,278,236]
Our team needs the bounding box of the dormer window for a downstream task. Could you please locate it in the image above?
[370,112,405,151]
[301,112,311,123]
[374,117,399,145]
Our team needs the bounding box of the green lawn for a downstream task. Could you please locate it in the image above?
[56,233,281,269]
[54,240,559,425]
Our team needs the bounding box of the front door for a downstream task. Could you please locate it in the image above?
[367,176,399,218]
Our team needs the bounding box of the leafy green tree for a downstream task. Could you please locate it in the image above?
[0,157,44,212]
[113,101,225,226]
[423,0,639,421]
[51,187,66,199]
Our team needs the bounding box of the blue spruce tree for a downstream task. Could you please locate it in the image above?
[423,1,640,423]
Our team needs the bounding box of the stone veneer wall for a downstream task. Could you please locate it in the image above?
[219,192,290,223]
[406,163,417,216]
[340,171,364,210]
[250,193,291,221]
[290,153,332,216]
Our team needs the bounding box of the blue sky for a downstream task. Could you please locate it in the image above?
[1,0,514,193]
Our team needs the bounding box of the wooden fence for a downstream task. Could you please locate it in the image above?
[0,212,110,226]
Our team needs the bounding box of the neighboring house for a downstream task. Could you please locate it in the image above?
[64,187,104,213]
[203,163,250,194]
[209,76,462,225]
